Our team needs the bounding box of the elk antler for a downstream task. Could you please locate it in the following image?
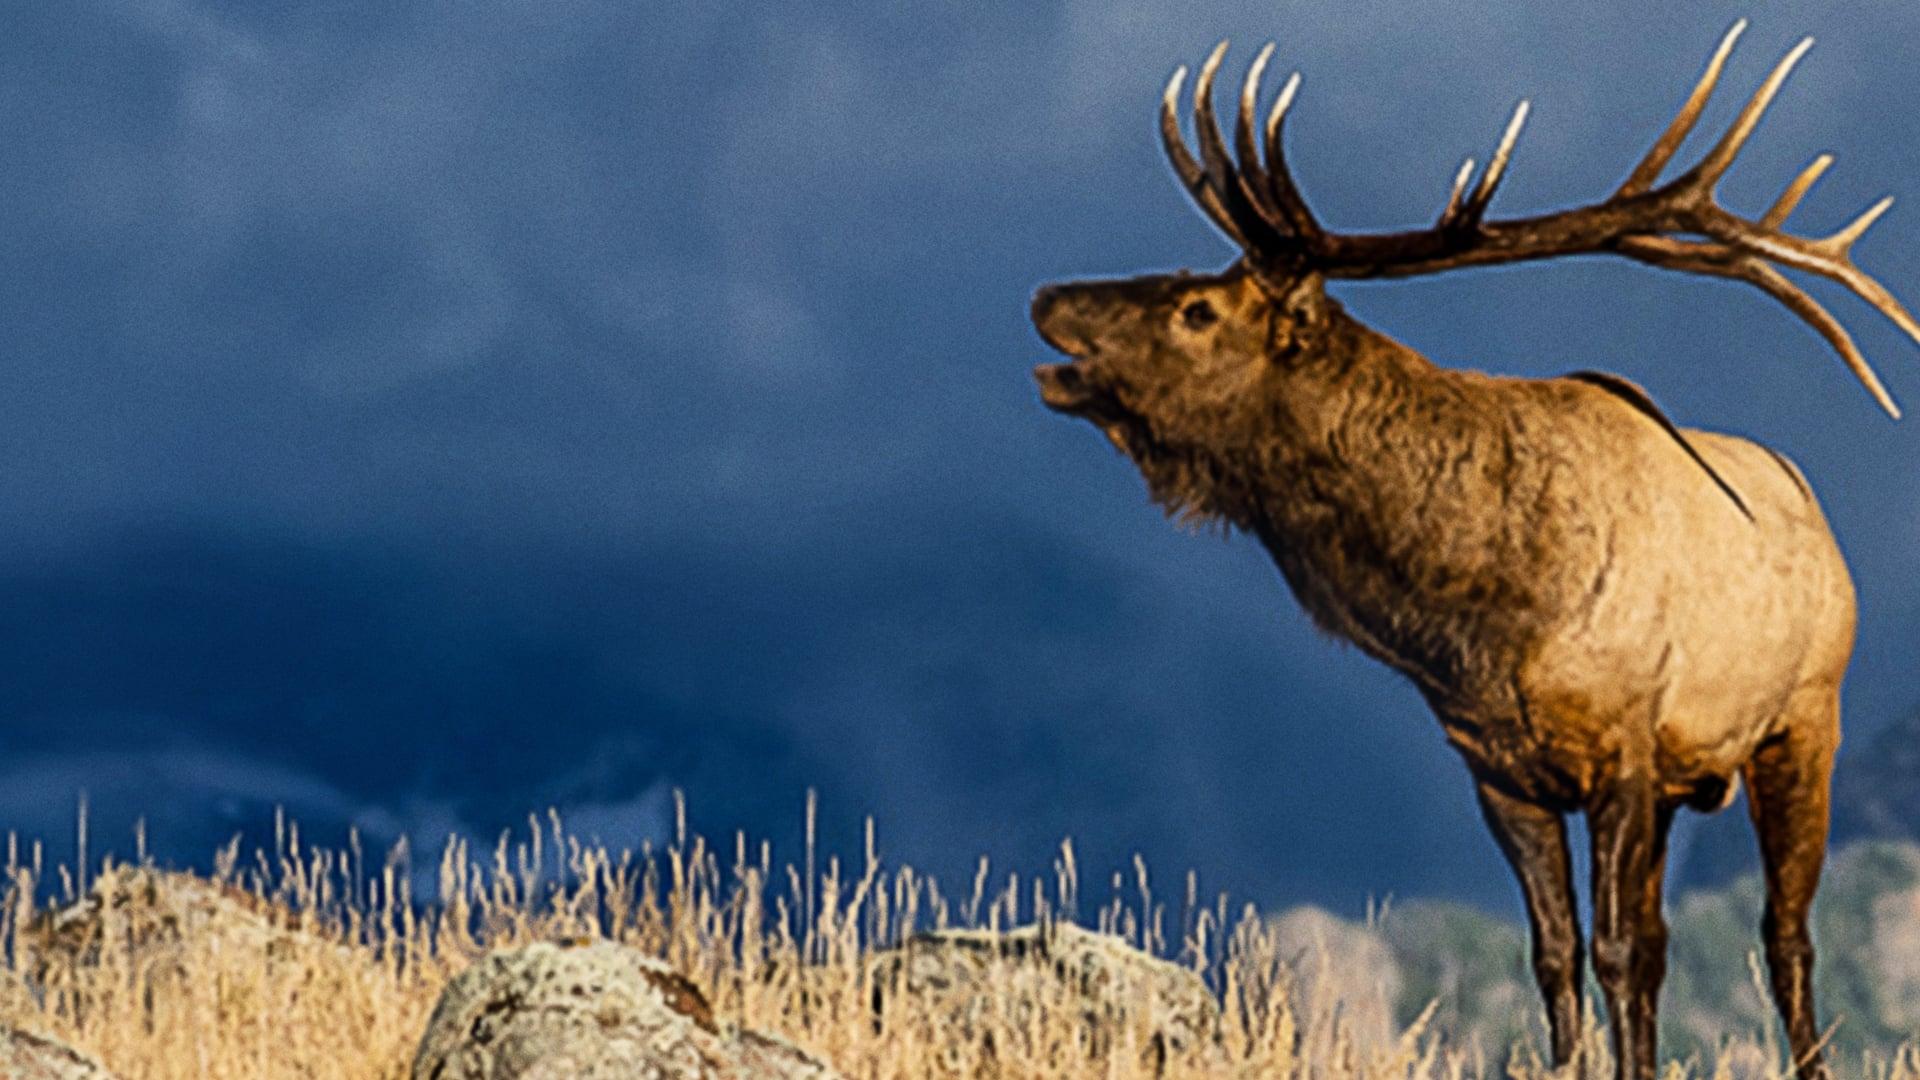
[1162,22,1915,418]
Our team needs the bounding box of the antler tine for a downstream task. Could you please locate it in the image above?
[1459,101,1531,227]
[1195,46,1258,225]
[1620,235,1901,418]
[1684,35,1814,192]
[1235,44,1281,220]
[1619,19,1747,197]
[1261,70,1322,241]
[1697,196,1920,351]
[1194,42,1293,253]
[1746,263,1902,420]
[1831,195,1895,251]
[1635,30,1918,411]
[1802,229,1920,342]
[1757,271,1901,419]
[1761,154,1833,228]
[1437,158,1476,227]
[1161,66,1252,249]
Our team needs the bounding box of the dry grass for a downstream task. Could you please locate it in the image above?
[0,796,1914,1080]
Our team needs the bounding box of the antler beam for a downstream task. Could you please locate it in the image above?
[1161,26,1916,418]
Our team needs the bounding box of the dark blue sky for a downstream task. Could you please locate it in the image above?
[0,1,1915,917]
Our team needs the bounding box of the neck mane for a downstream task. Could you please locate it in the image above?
[1229,307,1534,696]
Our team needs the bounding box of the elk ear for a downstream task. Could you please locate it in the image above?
[1275,271,1328,327]
[1258,270,1329,359]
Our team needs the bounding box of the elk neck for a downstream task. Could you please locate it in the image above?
[1233,302,1536,696]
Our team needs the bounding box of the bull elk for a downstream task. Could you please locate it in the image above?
[1031,23,1912,1080]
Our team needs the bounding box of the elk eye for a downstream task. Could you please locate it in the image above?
[1180,300,1218,330]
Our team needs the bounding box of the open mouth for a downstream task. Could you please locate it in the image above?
[1033,361,1096,414]
[1032,360,1141,455]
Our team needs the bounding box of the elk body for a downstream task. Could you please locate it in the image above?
[1032,25,1913,1080]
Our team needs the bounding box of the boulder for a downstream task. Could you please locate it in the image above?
[866,921,1220,1070]
[27,864,339,980]
[411,940,840,1080]
[21,863,378,1059]
[0,1026,120,1080]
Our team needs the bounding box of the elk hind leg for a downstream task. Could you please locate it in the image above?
[1746,686,1840,1080]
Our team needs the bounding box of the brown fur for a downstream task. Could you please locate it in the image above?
[1033,262,1850,1079]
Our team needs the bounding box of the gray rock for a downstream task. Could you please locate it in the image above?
[0,1027,120,1080]
[27,864,345,981]
[411,940,840,1080]
[866,921,1220,1071]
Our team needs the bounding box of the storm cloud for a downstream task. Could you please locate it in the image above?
[0,0,1915,915]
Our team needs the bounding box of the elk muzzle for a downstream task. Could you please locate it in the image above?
[1031,283,1103,414]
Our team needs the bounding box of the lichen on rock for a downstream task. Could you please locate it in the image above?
[0,1026,121,1080]
[411,939,840,1080]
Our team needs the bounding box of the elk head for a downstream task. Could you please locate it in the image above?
[1032,261,1343,524]
[1034,27,1919,517]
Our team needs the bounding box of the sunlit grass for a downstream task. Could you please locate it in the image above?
[0,795,1915,1079]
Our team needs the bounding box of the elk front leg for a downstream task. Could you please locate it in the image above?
[1588,776,1673,1080]
[1476,780,1583,1067]
[1746,687,1839,1080]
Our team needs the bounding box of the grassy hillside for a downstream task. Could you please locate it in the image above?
[0,807,1915,1078]
[1265,842,1920,1068]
